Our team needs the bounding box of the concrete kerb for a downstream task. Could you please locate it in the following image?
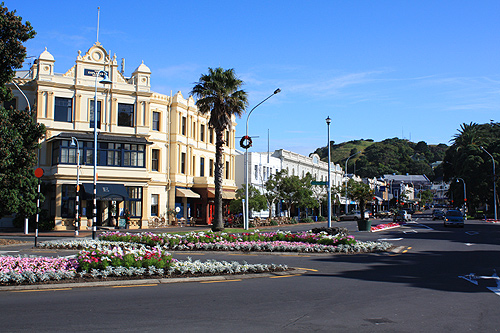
[0,268,307,292]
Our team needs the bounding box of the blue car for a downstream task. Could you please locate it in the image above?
[444,210,464,227]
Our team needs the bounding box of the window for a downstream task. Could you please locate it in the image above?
[54,97,72,122]
[118,103,134,127]
[126,187,142,217]
[61,185,76,218]
[209,128,214,143]
[226,161,230,179]
[255,165,258,180]
[181,116,186,135]
[200,124,205,142]
[104,143,122,166]
[152,149,159,172]
[151,194,159,216]
[192,156,196,175]
[89,100,101,129]
[200,157,205,177]
[152,111,160,131]
[225,131,230,146]
[181,152,186,174]
[209,159,214,177]
[192,122,196,138]
[123,144,145,167]
[52,140,77,165]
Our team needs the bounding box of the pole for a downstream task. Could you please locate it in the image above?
[326,116,332,227]
[481,147,497,220]
[34,178,41,247]
[244,88,280,230]
[71,137,80,236]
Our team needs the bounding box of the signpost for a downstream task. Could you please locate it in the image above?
[311,181,328,186]
[34,168,43,247]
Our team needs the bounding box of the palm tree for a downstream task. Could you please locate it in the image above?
[191,67,248,231]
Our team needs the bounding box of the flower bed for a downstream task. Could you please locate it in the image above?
[98,230,359,248]
[371,223,401,232]
[484,219,500,223]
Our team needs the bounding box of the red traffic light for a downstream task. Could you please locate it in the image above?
[464,198,467,202]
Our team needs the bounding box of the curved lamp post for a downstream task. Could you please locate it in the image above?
[244,88,281,230]
[344,151,361,213]
[93,70,112,239]
[480,146,497,220]
[70,137,80,236]
[326,116,332,227]
[456,178,467,216]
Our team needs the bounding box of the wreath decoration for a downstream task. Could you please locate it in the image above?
[240,135,252,149]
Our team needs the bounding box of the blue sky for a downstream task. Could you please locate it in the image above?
[8,0,500,155]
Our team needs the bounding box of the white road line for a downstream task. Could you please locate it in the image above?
[378,238,403,241]
[466,231,479,235]
[0,251,19,254]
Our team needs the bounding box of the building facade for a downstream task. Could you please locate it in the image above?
[9,42,237,230]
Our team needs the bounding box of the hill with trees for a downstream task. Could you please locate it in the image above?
[313,138,448,181]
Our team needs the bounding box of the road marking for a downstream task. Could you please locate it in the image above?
[12,288,73,293]
[200,279,242,284]
[0,251,19,254]
[459,270,500,296]
[112,284,157,288]
[465,243,474,246]
[466,231,479,235]
[294,267,318,272]
[378,238,403,241]
[402,246,411,254]
[403,230,418,234]
[269,274,302,279]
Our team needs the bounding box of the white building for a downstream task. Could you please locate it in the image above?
[235,149,344,218]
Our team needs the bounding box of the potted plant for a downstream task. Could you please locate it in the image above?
[345,179,373,231]
[167,208,178,226]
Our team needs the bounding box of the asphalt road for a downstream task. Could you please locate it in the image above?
[1,217,500,332]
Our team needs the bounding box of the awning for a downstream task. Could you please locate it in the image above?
[176,188,201,198]
[208,189,236,200]
[82,183,129,201]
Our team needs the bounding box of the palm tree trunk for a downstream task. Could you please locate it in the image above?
[212,129,225,231]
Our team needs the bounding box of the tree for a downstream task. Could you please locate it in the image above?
[191,67,248,231]
[0,3,36,101]
[229,185,267,215]
[0,4,44,219]
[0,107,46,218]
[444,122,500,216]
[344,179,373,222]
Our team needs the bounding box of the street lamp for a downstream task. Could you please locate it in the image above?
[70,137,80,236]
[244,88,281,230]
[480,146,497,220]
[326,116,332,227]
[344,151,361,213]
[93,70,112,239]
[456,178,467,216]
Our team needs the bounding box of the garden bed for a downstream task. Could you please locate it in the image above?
[371,223,401,232]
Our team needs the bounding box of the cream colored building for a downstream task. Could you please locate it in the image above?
[10,42,237,230]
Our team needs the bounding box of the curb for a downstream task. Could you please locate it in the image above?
[0,269,306,292]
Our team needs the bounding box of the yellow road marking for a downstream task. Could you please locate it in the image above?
[200,279,242,284]
[294,267,318,272]
[269,274,302,279]
[112,284,157,288]
[12,288,72,293]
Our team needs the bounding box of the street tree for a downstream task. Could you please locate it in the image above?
[191,67,248,231]
[0,4,45,219]
[229,185,267,215]
[344,179,373,222]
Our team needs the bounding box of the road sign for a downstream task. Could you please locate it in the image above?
[311,181,328,186]
[34,168,44,178]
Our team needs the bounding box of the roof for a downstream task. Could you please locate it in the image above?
[46,132,152,145]
[383,174,430,184]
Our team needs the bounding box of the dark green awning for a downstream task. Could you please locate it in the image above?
[82,183,129,201]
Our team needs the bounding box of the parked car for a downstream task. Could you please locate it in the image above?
[393,210,412,222]
[339,211,370,221]
[375,210,393,218]
[444,210,464,227]
[432,210,445,220]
